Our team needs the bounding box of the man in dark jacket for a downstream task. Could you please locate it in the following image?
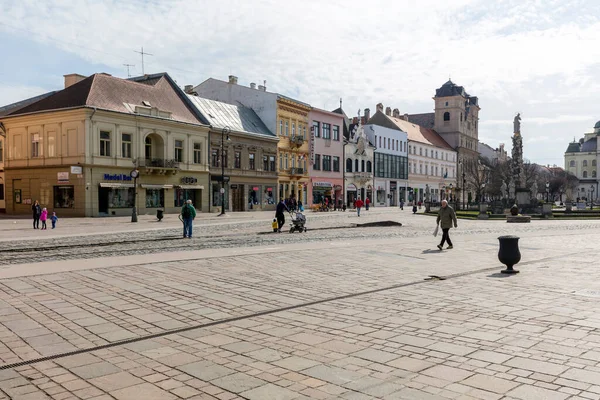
[180,199,197,238]
[32,200,41,229]
[436,200,457,250]
[275,199,289,232]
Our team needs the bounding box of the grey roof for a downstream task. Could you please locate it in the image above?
[581,137,597,152]
[595,120,600,129]
[0,91,57,116]
[566,142,581,153]
[187,96,275,137]
[406,113,435,129]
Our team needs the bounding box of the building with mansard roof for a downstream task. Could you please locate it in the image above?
[565,119,600,200]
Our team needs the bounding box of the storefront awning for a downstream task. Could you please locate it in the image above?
[347,184,357,191]
[99,183,134,188]
[140,184,174,189]
[176,185,204,190]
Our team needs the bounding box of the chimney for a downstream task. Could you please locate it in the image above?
[376,103,384,113]
[403,113,409,121]
[364,108,370,121]
[392,108,400,118]
[228,75,238,84]
[184,85,194,94]
[258,85,266,91]
[63,73,87,89]
[250,82,256,89]
[385,107,391,116]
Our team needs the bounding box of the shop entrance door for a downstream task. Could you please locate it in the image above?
[231,184,244,211]
[98,187,109,214]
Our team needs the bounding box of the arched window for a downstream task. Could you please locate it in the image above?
[366,161,372,173]
[355,159,359,172]
[460,113,463,122]
[593,160,597,166]
[570,160,575,167]
[593,171,597,178]
[583,160,588,167]
[361,160,365,172]
[443,112,450,121]
[145,137,152,159]
[583,171,588,178]
[346,158,353,172]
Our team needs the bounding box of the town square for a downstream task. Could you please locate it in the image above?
[1,0,600,398]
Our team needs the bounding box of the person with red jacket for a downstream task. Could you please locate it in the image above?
[365,197,370,211]
[355,197,364,217]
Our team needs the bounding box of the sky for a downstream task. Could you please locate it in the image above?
[1,0,599,167]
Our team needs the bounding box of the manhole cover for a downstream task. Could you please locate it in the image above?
[574,289,600,298]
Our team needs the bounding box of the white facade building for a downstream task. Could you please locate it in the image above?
[344,120,375,206]
[565,120,600,200]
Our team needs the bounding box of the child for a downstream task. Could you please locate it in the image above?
[40,208,48,230]
[272,218,278,233]
[51,212,58,229]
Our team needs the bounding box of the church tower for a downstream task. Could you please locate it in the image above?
[433,80,480,163]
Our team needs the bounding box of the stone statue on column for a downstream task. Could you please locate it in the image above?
[513,113,521,134]
[509,180,515,200]
[531,181,538,200]
[501,180,508,199]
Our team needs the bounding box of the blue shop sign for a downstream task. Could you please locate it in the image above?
[103,173,133,181]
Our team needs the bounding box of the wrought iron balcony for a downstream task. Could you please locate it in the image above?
[290,136,305,147]
[137,157,180,170]
[289,167,304,175]
[353,172,372,180]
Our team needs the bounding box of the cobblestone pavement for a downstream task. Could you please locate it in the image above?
[1,211,600,399]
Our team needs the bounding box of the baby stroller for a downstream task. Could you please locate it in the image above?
[289,210,307,233]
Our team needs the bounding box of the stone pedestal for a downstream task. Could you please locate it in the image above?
[515,188,530,206]
[478,203,489,219]
[542,203,553,218]
[565,201,573,213]
[507,215,531,223]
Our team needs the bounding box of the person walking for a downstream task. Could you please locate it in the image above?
[32,200,41,229]
[436,199,457,250]
[51,212,58,229]
[355,197,364,217]
[275,198,289,232]
[365,197,370,211]
[40,208,48,230]
[180,199,197,238]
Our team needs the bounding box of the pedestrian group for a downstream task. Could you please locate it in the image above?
[32,200,58,230]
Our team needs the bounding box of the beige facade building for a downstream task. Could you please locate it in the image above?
[0,72,211,217]
[565,120,600,200]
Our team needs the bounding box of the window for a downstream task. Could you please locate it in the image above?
[292,123,296,137]
[436,166,438,176]
[419,148,422,156]
[323,155,331,171]
[31,134,40,158]
[0,140,3,161]
[222,150,228,168]
[355,159,359,172]
[108,188,135,208]
[174,140,183,162]
[235,151,241,168]
[396,140,399,151]
[409,145,411,154]
[379,137,382,148]
[420,164,423,174]
[313,121,320,138]
[388,138,390,149]
[435,151,438,159]
[594,160,597,167]
[425,149,428,157]
[280,120,283,135]
[594,171,597,178]
[145,137,152,159]
[314,154,321,170]
[269,155,276,171]
[333,156,340,172]
[53,186,74,208]
[322,123,331,139]
[361,160,365,172]
[263,155,269,170]
[284,154,288,169]
[583,171,588,178]
[366,160,372,173]
[193,143,202,164]
[249,153,255,169]
[443,112,450,121]
[248,186,261,206]
[445,101,449,106]
[303,125,307,139]
[285,121,289,135]
[100,131,111,157]
[279,154,283,170]
[145,189,164,208]
[584,160,588,167]
[122,133,132,158]
[346,158,353,172]
[211,149,219,167]
[333,125,340,141]
[0,184,3,201]
[569,160,575,167]
[460,113,463,122]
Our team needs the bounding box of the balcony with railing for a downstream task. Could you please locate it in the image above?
[353,172,372,182]
[289,167,305,176]
[290,136,305,147]
[137,157,180,173]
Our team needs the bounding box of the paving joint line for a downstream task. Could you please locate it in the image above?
[0,250,576,371]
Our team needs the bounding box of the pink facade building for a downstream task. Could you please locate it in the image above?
[308,108,344,207]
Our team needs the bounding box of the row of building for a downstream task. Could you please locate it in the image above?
[0,72,482,216]
[564,120,600,200]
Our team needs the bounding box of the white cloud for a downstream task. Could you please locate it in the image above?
[0,84,51,108]
[0,0,599,166]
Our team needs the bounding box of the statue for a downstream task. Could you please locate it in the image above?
[425,184,430,201]
[531,182,538,200]
[513,113,521,133]
[501,180,508,199]
[509,180,516,199]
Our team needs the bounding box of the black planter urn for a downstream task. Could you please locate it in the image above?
[498,235,521,274]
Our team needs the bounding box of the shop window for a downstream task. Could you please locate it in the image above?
[100,131,111,157]
[263,155,269,170]
[265,187,275,204]
[122,133,132,158]
[234,151,241,168]
[212,183,229,208]
[367,161,372,173]
[54,186,75,208]
[145,189,164,208]
[108,188,134,208]
[346,158,352,172]
[269,155,276,171]
[377,189,386,203]
[249,153,255,170]
[193,143,202,164]
[175,188,196,207]
[31,133,40,158]
[248,186,261,207]
[333,156,340,172]
[174,140,183,162]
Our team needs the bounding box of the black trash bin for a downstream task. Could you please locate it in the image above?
[157,209,164,221]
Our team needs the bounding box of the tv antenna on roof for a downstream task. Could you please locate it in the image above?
[123,64,135,78]
[134,47,153,75]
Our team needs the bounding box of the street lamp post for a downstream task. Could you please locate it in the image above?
[220,126,231,216]
[591,185,595,210]
[545,181,550,203]
[130,168,139,223]
[481,183,486,203]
